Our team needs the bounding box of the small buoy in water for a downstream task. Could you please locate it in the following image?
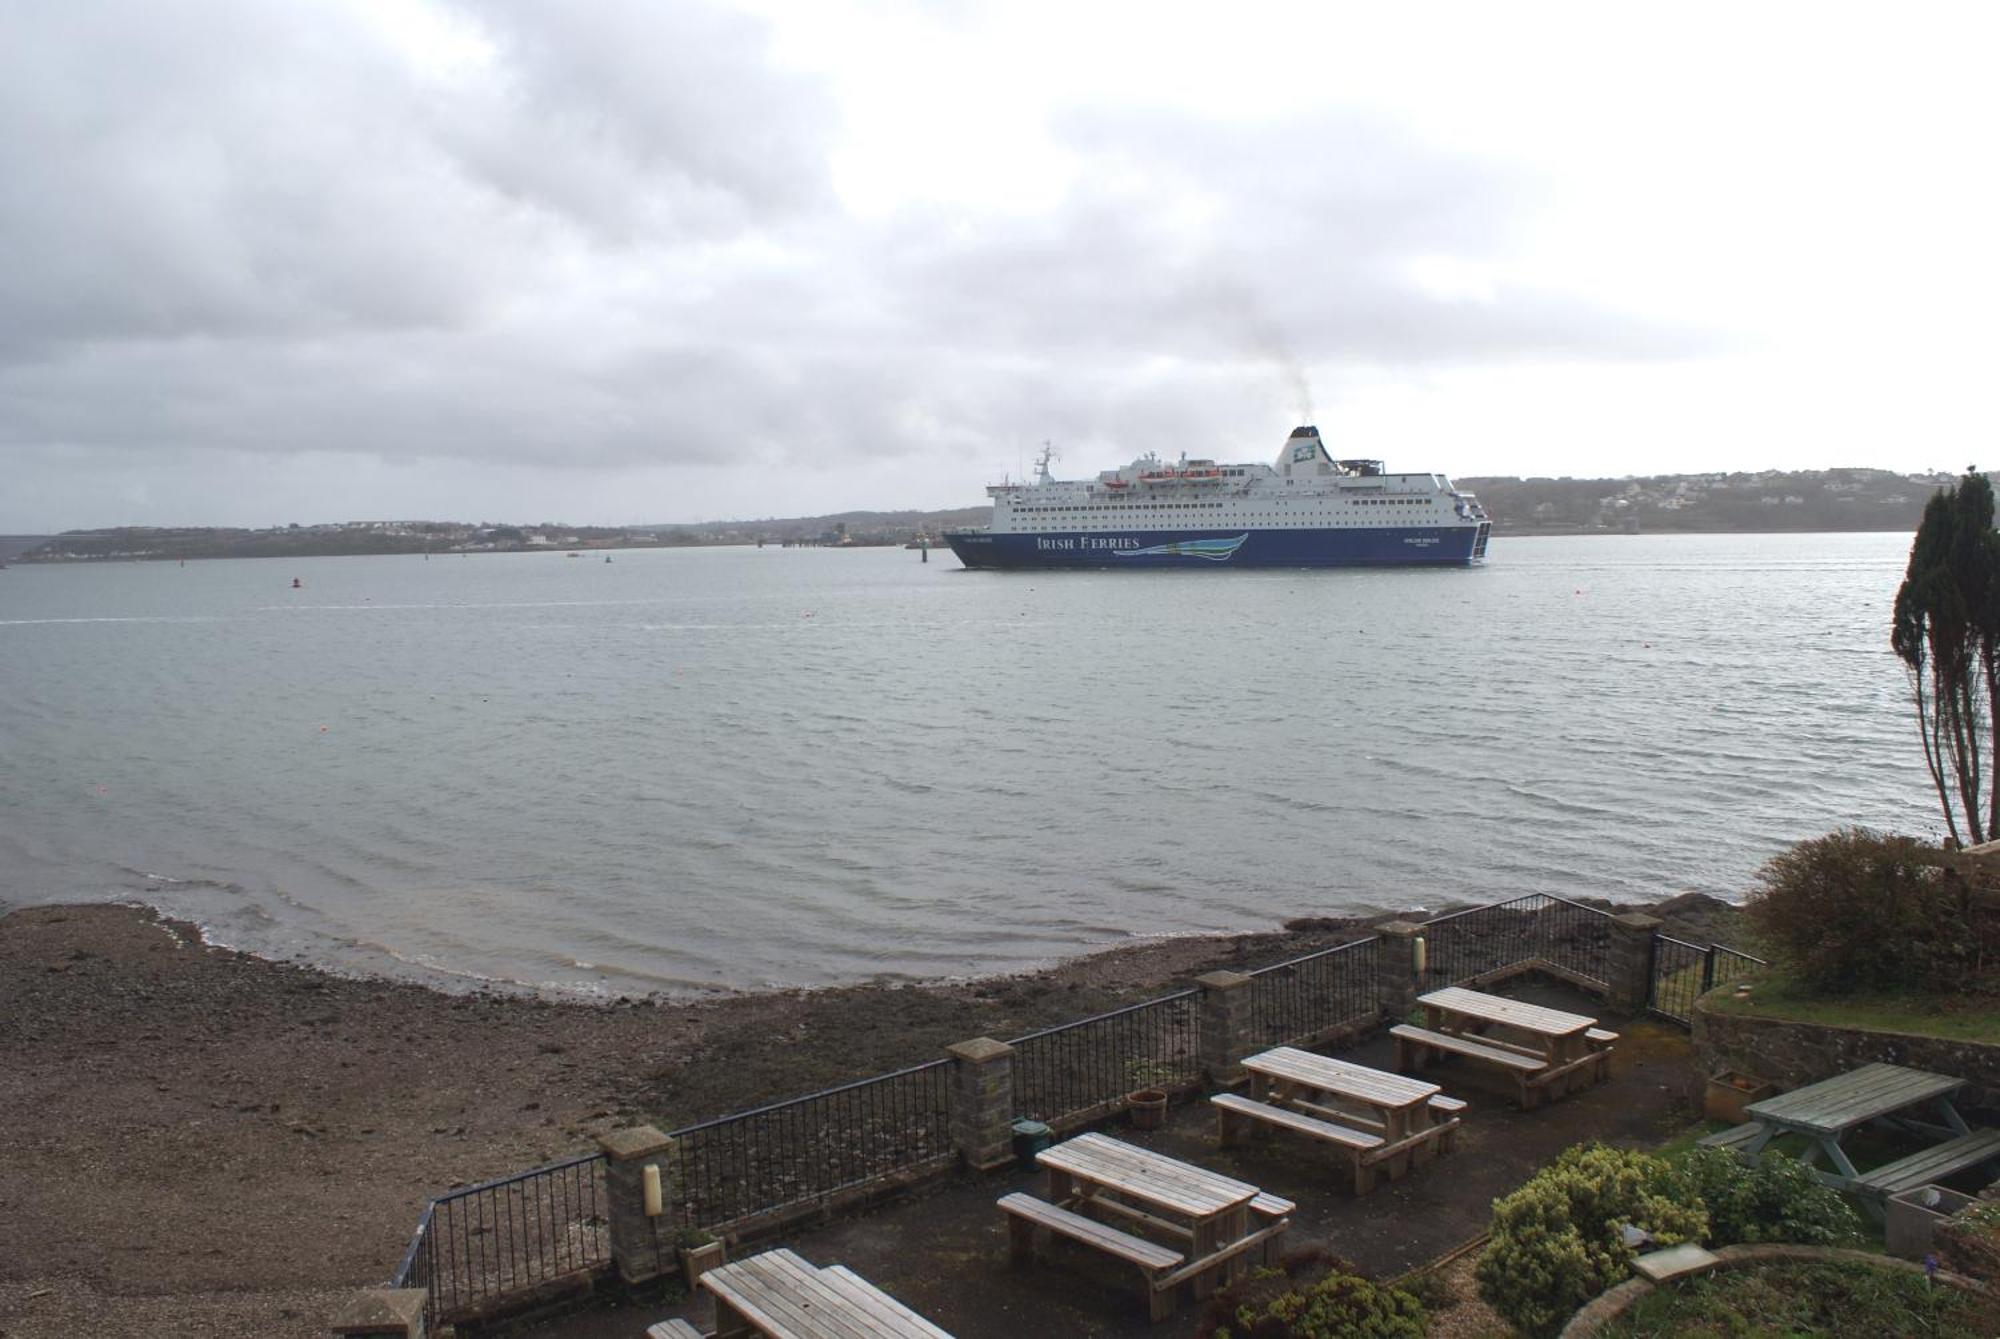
[319,725,329,733]
[292,577,302,588]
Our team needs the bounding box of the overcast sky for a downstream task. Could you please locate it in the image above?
[4,1,1997,530]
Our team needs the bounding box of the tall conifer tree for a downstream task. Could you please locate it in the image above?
[1892,469,2000,844]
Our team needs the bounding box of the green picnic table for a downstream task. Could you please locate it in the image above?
[1703,1062,2000,1202]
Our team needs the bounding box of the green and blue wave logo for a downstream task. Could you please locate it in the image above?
[1113,535,1250,562]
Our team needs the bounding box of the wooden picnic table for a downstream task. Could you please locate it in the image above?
[1419,986,1596,1066]
[699,1247,954,1339]
[1721,1062,2000,1199]
[1242,1046,1443,1143]
[1036,1132,1266,1300]
[1397,986,1612,1107]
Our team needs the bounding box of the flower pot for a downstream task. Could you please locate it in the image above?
[1127,1089,1168,1130]
[1010,1118,1053,1168]
[679,1239,726,1289]
[1704,1071,1775,1124]
[1887,1184,1976,1261]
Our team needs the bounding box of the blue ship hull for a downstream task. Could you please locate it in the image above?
[944,524,1489,569]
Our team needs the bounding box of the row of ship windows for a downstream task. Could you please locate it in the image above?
[1011,499,1432,514]
[1016,520,1440,530]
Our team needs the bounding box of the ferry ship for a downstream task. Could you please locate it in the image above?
[943,425,1491,569]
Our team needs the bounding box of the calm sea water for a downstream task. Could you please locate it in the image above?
[0,534,1939,996]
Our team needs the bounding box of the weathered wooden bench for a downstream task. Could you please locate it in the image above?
[1212,1092,1385,1187]
[999,1191,1185,1321]
[646,1320,705,1339]
[1391,1024,1550,1105]
[1248,1191,1295,1264]
[1428,1094,1468,1151]
[1585,1028,1619,1079]
[1213,1091,1461,1192]
[1853,1128,2000,1199]
[1697,1121,1765,1155]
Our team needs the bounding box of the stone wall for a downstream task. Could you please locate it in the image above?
[1693,994,2000,1121]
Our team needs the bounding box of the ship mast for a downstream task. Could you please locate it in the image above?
[1034,441,1057,484]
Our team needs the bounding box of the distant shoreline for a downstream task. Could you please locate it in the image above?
[6,523,1923,563]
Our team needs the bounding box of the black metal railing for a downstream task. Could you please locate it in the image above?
[671,1059,953,1230]
[1421,893,1615,991]
[1245,936,1381,1048]
[1649,935,1769,1025]
[1009,990,1200,1127]
[390,1151,609,1319]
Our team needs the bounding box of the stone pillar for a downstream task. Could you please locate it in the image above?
[946,1036,1016,1172]
[329,1289,427,1339]
[1606,912,1663,1015]
[1375,921,1425,1022]
[596,1124,677,1286]
[1195,970,1254,1087]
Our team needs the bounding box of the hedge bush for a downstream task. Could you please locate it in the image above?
[1743,828,1973,993]
[1476,1143,1707,1338]
[1197,1247,1427,1339]
[1682,1146,1863,1247]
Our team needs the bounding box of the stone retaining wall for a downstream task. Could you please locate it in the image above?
[1692,993,2000,1120]
[1559,1244,1988,1338]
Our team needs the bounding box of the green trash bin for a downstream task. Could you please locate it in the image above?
[1010,1119,1052,1167]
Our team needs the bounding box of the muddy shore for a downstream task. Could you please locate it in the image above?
[0,895,1739,1338]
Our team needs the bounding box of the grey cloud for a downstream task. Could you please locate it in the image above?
[0,4,1711,529]
[880,107,1711,370]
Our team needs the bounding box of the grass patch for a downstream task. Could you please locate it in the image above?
[1704,972,2000,1043]
[1600,1259,1997,1337]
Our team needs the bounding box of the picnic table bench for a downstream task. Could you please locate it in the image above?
[1220,1047,1464,1192]
[1003,1132,1290,1321]
[1393,987,1612,1107]
[698,1247,954,1339]
[1700,1062,2000,1207]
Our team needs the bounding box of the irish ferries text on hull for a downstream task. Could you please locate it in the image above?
[943,425,1492,570]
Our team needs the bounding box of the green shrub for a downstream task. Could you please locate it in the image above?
[1744,828,1973,993]
[1476,1143,1707,1338]
[1682,1146,1863,1246]
[1197,1248,1426,1339]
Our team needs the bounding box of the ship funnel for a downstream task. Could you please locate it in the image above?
[1278,424,1328,476]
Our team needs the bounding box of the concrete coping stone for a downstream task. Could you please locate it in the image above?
[596,1124,675,1161]
[1376,921,1425,939]
[1610,912,1664,931]
[330,1287,427,1333]
[946,1036,1014,1064]
[1632,1242,1719,1281]
[1194,970,1253,991]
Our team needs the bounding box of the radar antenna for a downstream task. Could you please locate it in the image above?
[1035,441,1058,483]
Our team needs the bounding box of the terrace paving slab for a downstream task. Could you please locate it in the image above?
[527,982,1698,1339]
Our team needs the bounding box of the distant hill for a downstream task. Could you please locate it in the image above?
[12,468,1959,562]
[1459,466,1953,534]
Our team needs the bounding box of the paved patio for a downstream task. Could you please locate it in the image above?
[524,982,1698,1339]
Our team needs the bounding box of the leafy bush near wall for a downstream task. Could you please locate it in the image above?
[1682,1147,1864,1247]
[1476,1143,1707,1338]
[1197,1247,1427,1339]
[1745,828,1975,993]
